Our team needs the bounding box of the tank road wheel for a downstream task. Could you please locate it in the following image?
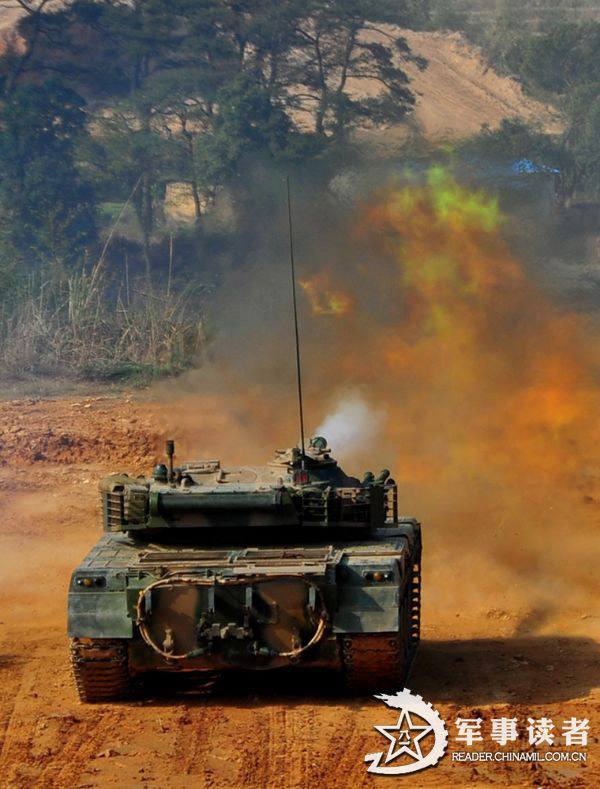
[70,638,132,703]
[341,634,406,694]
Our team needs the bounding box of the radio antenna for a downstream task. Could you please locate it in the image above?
[286,176,306,466]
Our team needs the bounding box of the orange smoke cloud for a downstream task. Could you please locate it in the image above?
[337,166,600,622]
[331,166,600,487]
[162,167,600,629]
[300,273,354,316]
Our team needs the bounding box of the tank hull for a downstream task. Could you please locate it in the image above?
[68,521,421,699]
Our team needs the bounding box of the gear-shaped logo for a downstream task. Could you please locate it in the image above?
[365,688,448,775]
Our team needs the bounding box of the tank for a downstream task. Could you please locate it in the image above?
[68,436,422,701]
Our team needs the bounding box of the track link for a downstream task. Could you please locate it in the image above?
[341,633,407,694]
[70,638,132,703]
[410,559,421,650]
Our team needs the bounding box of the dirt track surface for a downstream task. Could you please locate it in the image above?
[0,395,598,788]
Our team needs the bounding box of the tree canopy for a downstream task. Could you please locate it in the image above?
[452,12,600,204]
[0,79,97,267]
[0,0,429,264]
[506,21,600,201]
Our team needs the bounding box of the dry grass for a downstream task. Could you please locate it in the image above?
[0,261,208,381]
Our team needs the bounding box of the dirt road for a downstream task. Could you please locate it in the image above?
[0,395,597,787]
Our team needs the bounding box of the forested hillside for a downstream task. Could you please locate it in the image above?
[0,0,433,381]
[0,0,597,385]
[0,0,431,264]
[430,0,600,33]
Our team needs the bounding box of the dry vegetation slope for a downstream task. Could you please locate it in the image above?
[401,30,563,139]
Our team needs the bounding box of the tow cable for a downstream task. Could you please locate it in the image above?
[135,574,328,661]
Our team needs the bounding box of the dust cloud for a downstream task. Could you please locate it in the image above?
[154,162,600,637]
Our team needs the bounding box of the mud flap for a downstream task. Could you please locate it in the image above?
[68,592,133,639]
[332,586,399,633]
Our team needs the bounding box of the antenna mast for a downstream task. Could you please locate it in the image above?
[286,176,306,465]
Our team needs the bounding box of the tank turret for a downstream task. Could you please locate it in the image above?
[99,438,398,534]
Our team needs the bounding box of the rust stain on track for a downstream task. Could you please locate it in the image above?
[0,396,598,787]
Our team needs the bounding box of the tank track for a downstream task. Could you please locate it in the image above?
[341,560,421,694]
[410,558,421,649]
[340,633,407,693]
[70,638,132,703]
[195,672,221,694]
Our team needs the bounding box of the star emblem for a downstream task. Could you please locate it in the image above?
[374,709,434,764]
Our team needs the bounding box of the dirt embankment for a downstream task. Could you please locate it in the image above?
[347,28,563,147]
[0,7,22,34]
[0,395,597,788]
[400,30,563,139]
[0,396,159,468]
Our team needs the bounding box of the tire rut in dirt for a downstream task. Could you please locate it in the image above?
[0,656,33,774]
[0,657,25,764]
[311,707,359,786]
[175,705,224,783]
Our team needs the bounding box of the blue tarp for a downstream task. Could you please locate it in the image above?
[511,158,560,174]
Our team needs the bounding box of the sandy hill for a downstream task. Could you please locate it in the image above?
[0,6,26,33]
[400,30,562,139]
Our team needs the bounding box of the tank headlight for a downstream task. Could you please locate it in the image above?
[76,577,105,588]
[362,570,393,583]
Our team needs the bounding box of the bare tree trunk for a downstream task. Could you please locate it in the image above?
[314,34,327,135]
[333,27,358,140]
[185,132,202,224]
[133,176,152,283]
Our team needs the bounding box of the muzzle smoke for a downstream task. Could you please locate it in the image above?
[314,394,384,455]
